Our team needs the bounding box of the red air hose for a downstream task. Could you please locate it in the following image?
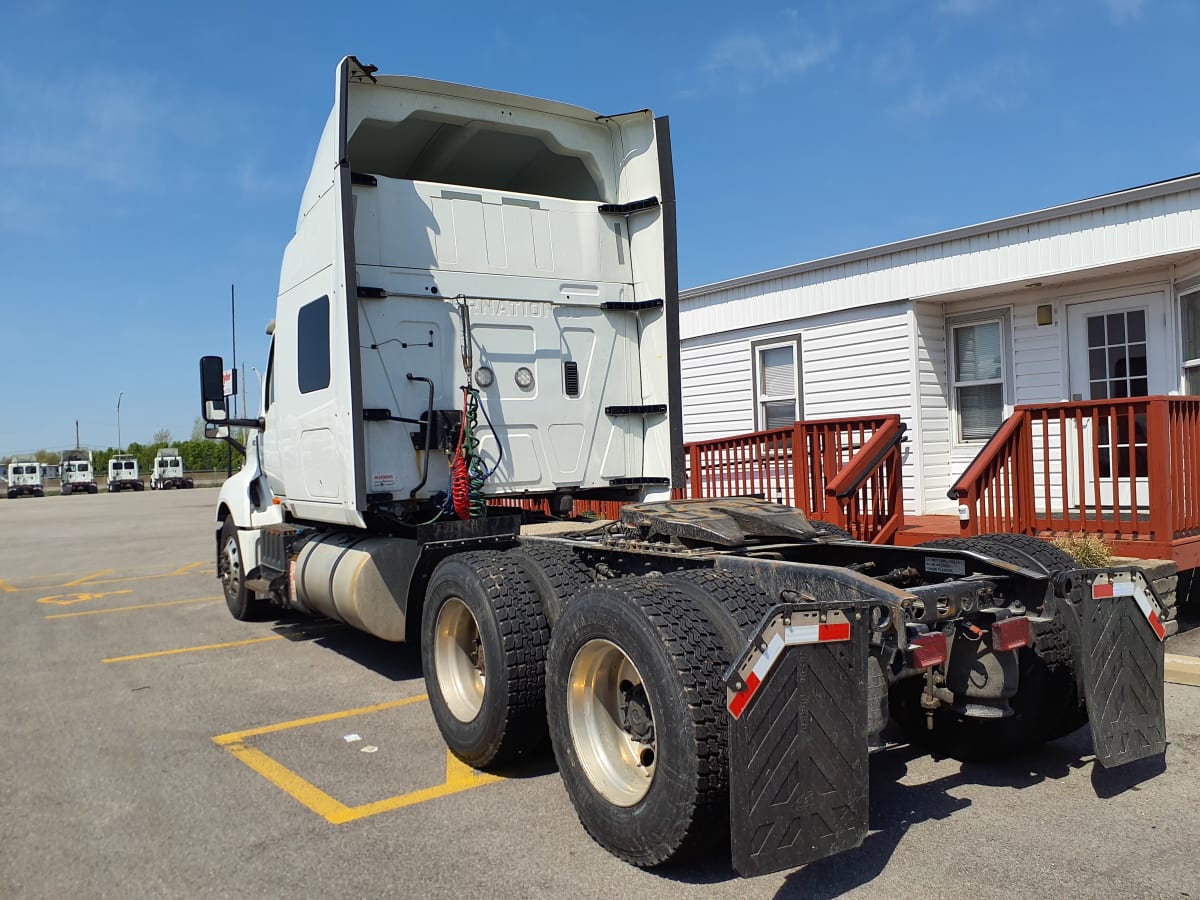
[451,389,471,519]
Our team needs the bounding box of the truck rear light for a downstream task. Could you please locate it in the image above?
[909,632,947,669]
[991,616,1032,652]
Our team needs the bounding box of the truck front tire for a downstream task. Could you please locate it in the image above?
[545,577,731,867]
[421,551,549,768]
[219,519,268,621]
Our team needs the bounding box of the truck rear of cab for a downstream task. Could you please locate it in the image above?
[60,449,98,495]
[6,461,44,498]
[107,455,143,492]
[151,449,193,490]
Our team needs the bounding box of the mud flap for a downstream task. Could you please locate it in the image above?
[725,603,870,877]
[1053,570,1167,768]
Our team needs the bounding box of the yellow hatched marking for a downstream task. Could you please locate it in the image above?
[47,596,221,619]
[212,695,502,823]
[3,561,209,592]
[103,635,283,663]
[64,569,113,587]
[38,589,133,607]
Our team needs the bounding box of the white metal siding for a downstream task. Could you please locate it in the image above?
[913,304,952,512]
[679,335,755,440]
[682,185,1200,339]
[680,305,919,513]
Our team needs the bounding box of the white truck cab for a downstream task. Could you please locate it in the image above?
[6,459,44,499]
[150,448,193,490]
[107,455,143,492]
[60,449,98,495]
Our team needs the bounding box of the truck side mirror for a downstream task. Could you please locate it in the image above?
[200,356,227,422]
[204,422,230,440]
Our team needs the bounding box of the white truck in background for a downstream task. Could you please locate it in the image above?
[6,457,44,498]
[107,454,143,492]
[150,448,193,490]
[60,449,98,495]
[198,57,1167,877]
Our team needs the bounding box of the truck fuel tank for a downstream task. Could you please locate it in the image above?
[293,532,418,642]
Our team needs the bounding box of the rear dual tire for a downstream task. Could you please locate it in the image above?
[421,552,549,769]
[546,577,738,868]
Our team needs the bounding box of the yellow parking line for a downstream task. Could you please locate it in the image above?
[212,695,502,824]
[103,635,283,663]
[47,596,222,620]
[0,579,17,592]
[64,569,113,587]
[214,696,428,743]
[171,561,207,575]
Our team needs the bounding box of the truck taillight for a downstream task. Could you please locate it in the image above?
[991,616,1032,652]
[909,632,947,669]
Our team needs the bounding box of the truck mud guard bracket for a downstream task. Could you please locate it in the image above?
[724,599,872,878]
[1049,568,1167,768]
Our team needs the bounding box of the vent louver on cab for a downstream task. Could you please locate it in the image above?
[564,361,580,397]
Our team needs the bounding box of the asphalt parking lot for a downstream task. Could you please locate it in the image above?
[2,489,1199,898]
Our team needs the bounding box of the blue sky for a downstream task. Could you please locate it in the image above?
[2,0,1197,455]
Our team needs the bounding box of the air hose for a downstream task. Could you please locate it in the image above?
[450,386,490,519]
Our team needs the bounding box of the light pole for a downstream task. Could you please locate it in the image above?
[117,392,124,452]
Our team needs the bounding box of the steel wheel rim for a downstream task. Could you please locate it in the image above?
[219,534,242,602]
[434,597,486,723]
[567,639,656,807]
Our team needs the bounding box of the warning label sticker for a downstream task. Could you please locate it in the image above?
[371,473,396,490]
[925,556,966,576]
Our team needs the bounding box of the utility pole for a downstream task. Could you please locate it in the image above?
[75,420,80,450]
[228,284,236,477]
[117,392,124,453]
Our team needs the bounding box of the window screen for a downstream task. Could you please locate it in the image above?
[754,340,801,430]
[953,320,1006,442]
[298,297,331,394]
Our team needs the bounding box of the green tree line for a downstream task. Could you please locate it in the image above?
[3,422,244,473]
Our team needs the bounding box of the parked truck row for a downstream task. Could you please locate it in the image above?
[199,58,1167,877]
[4,448,196,497]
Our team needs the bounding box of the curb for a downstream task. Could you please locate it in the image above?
[1165,653,1200,687]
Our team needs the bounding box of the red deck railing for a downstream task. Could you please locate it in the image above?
[686,414,906,543]
[949,396,1200,560]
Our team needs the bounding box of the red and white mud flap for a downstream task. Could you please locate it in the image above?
[724,603,870,877]
[1053,569,1167,768]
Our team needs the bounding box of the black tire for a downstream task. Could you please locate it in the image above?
[33,489,43,498]
[218,518,268,621]
[546,577,730,867]
[88,484,98,494]
[920,533,1073,574]
[62,484,72,496]
[421,551,549,768]
[660,568,774,658]
[133,481,144,492]
[808,519,856,541]
[512,539,594,627]
[6,490,16,500]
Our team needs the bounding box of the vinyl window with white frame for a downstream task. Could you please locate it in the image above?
[949,311,1011,443]
[1180,286,1200,394]
[751,335,802,431]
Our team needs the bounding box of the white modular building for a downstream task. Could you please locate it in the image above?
[679,173,1200,515]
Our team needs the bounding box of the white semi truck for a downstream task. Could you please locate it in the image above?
[107,454,143,492]
[6,457,44,498]
[199,57,1168,877]
[60,449,98,495]
[150,448,194,490]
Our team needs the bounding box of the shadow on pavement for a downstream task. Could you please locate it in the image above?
[270,615,424,683]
